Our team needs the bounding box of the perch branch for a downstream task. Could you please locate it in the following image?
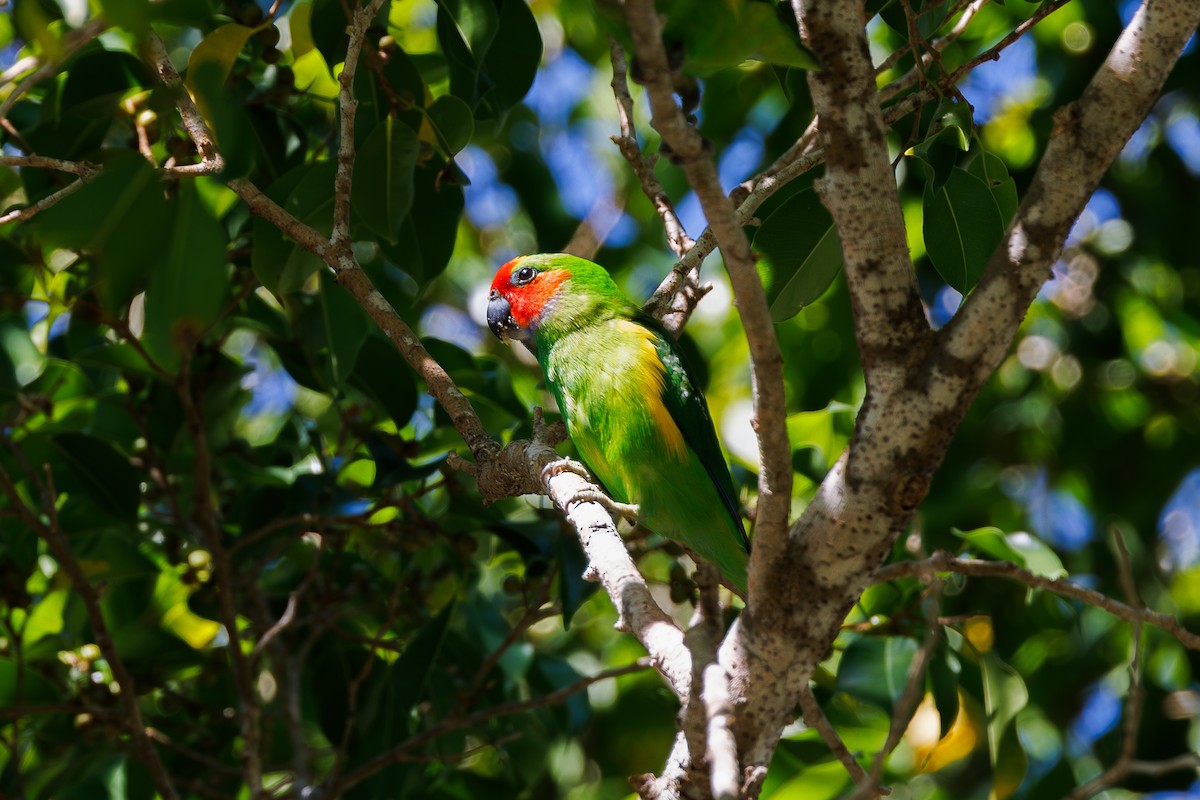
[624,0,793,576]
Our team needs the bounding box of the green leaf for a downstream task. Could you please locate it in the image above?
[424,95,474,156]
[381,163,465,287]
[436,0,499,62]
[479,0,543,114]
[0,316,45,392]
[143,181,228,372]
[753,188,844,321]
[923,166,1006,293]
[352,118,420,243]
[299,271,371,389]
[185,23,254,97]
[1004,531,1067,579]
[980,652,1028,799]
[252,161,335,294]
[952,527,1066,579]
[33,151,169,313]
[349,602,456,797]
[0,657,59,707]
[952,526,1025,564]
[348,334,419,424]
[98,0,151,36]
[390,601,456,723]
[49,432,140,522]
[967,147,1018,224]
[836,636,919,714]
[929,647,961,738]
[557,531,597,629]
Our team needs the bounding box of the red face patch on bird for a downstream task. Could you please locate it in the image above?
[488,258,571,336]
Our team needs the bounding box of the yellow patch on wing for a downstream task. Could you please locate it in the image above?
[614,320,688,461]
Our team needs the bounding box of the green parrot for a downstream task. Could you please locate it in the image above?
[487,253,750,596]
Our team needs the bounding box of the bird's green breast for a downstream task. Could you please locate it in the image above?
[543,318,691,506]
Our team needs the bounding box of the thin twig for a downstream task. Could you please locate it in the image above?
[850,588,943,799]
[624,0,793,582]
[0,18,110,123]
[459,588,557,708]
[175,354,263,796]
[0,461,179,800]
[608,40,693,259]
[329,660,652,795]
[0,175,96,225]
[874,552,1200,651]
[331,0,388,250]
[1062,530,1147,800]
[798,685,869,784]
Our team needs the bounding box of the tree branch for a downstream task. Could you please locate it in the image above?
[608,40,694,260]
[704,0,1200,784]
[175,357,264,796]
[331,0,388,250]
[873,552,1200,651]
[796,0,931,395]
[623,0,792,590]
[0,17,110,124]
[798,685,868,784]
[331,660,651,795]
[0,459,179,800]
[936,0,1200,397]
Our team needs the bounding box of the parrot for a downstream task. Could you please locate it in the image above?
[486,253,750,596]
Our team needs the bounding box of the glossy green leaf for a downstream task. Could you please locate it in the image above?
[753,188,844,321]
[0,316,45,392]
[352,118,420,243]
[952,527,1066,579]
[299,271,371,389]
[348,333,419,424]
[836,636,919,714]
[98,0,150,36]
[49,432,140,522]
[425,95,474,156]
[252,162,335,294]
[967,147,1018,224]
[923,166,1006,293]
[33,152,169,313]
[479,0,543,114]
[143,182,228,372]
[929,647,961,738]
[981,652,1028,799]
[381,163,465,287]
[436,0,499,62]
[185,23,254,97]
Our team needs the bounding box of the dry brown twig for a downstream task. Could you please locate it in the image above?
[875,552,1200,651]
[0,457,180,800]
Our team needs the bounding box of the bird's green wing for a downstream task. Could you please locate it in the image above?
[637,314,750,552]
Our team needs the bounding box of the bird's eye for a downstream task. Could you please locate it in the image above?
[513,266,538,285]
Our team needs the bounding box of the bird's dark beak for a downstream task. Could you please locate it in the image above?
[487,290,518,341]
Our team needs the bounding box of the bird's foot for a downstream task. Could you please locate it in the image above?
[542,459,640,522]
[541,457,592,484]
[563,488,640,521]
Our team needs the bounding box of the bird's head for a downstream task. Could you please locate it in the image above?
[486,255,570,346]
[487,254,623,350]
